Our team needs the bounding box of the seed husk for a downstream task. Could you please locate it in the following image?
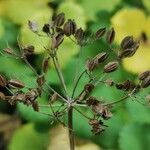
[8,79,25,89]
[86,58,96,72]
[95,27,106,40]
[106,27,115,44]
[54,13,65,27]
[63,19,76,36]
[104,61,119,73]
[0,74,7,87]
[138,70,150,80]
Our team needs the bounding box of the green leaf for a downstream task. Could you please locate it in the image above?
[119,123,150,150]
[125,99,150,124]
[8,123,49,150]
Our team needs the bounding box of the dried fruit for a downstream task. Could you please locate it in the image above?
[54,13,65,27]
[141,76,150,88]
[106,27,115,44]
[84,83,95,94]
[36,74,45,87]
[0,74,7,87]
[42,57,50,73]
[63,19,76,36]
[94,52,108,64]
[95,27,106,40]
[23,45,34,55]
[104,61,119,73]
[138,70,150,80]
[8,79,25,89]
[42,24,50,33]
[51,32,64,49]
[74,28,85,43]
[49,92,58,104]
[86,58,96,72]
[121,36,134,49]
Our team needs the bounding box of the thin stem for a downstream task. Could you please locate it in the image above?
[105,95,129,106]
[52,55,69,98]
[68,107,75,150]
[72,70,87,98]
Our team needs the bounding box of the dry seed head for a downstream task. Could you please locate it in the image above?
[54,13,65,27]
[138,71,150,80]
[63,19,76,36]
[32,101,39,112]
[0,74,7,87]
[104,61,119,73]
[95,27,106,40]
[106,27,115,44]
[8,79,25,89]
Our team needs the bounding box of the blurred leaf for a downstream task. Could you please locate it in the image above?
[119,123,150,150]
[142,0,150,12]
[8,123,49,150]
[125,94,150,124]
[76,0,121,21]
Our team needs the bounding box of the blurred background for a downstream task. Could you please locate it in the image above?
[0,0,150,150]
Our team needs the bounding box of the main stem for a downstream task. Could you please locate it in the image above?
[68,107,75,150]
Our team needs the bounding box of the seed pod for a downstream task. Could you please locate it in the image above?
[54,13,65,27]
[94,52,108,64]
[32,101,39,111]
[42,57,50,73]
[0,74,7,87]
[42,24,50,33]
[25,89,39,102]
[141,76,150,88]
[104,61,119,73]
[138,71,150,80]
[75,28,85,43]
[36,75,45,87]
[51,32,64,49]
[84,83,95,94]
[121,36,134,49]
[95,27,106,40]
[3,47,15,55]
[86,58,96,72]
[0,92,5,100]
[63,19,76,36]
[23,45,34,55]
[118,48,137,59]
[106,27,115,44]
[8,79,25,89]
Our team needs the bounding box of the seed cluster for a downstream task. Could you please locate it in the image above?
[0,12,150,137]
